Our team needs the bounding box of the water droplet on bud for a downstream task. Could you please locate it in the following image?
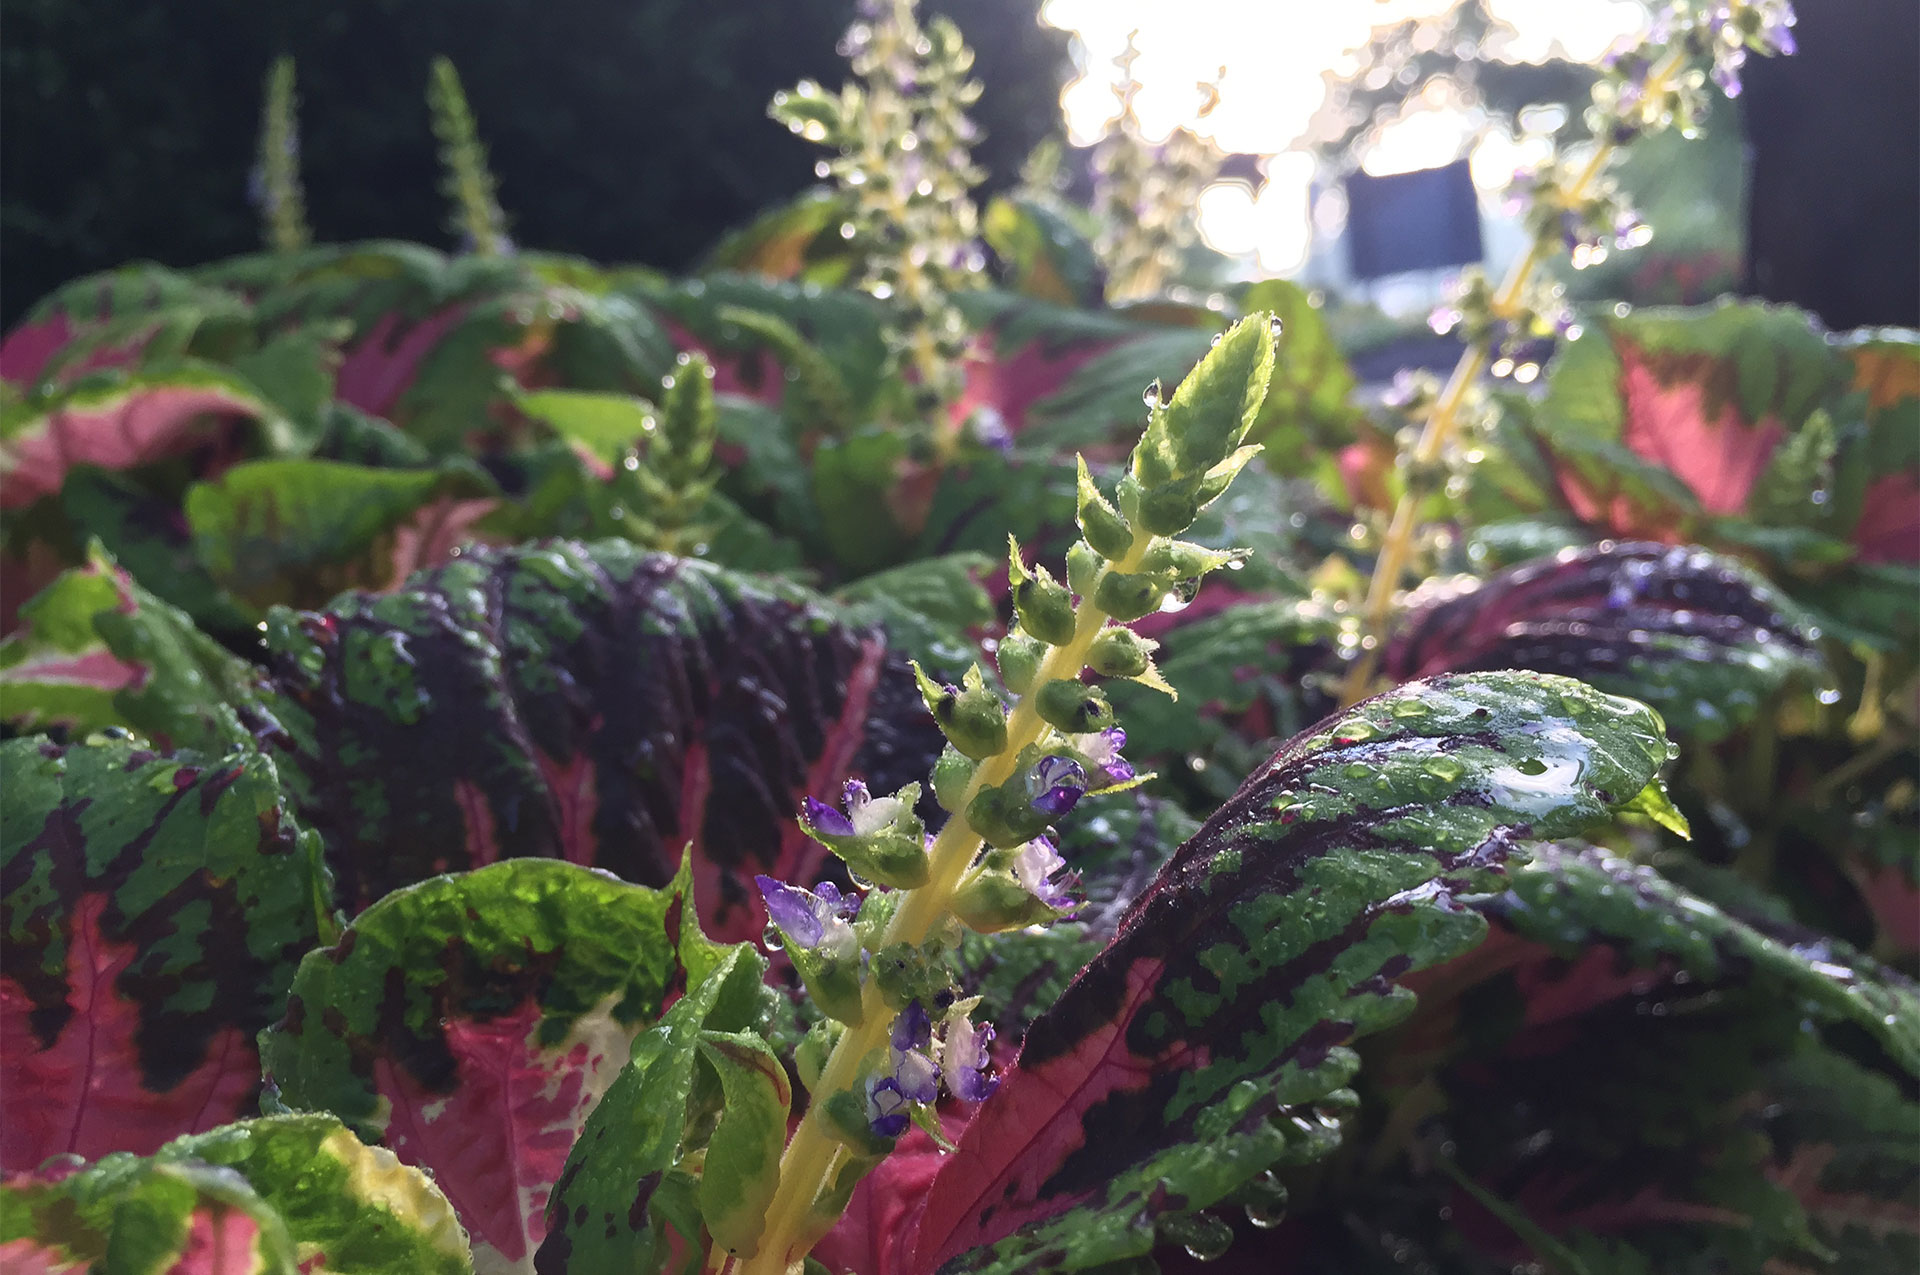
[1142,379,1164,410]
[1269,315,1285,339]
[761,923,785,951]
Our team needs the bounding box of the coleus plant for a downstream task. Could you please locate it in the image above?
[3,0,1917,1271]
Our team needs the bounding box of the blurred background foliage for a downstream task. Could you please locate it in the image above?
[0,0,1067,326]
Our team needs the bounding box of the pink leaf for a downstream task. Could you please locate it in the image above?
[335,308,470,420]
[0,895,257,1171]
[1616,344,1784,516]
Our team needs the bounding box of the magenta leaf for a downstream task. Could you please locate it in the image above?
[0,737,330,1172]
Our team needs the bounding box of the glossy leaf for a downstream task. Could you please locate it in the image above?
[1385,542,1826,742]
[0,737,330,1171]
[1482,843,1920,1075]
[185,457,500,612]
[536,945,771,1273]
[696,1032,792,1261]
[0,543,273,753]
[260,857,761,1270]
[0,1114,470,1274]
[0,361,283,511]
[260,541,946,931]
[915,671,1676,1273]
[517,389,658,466]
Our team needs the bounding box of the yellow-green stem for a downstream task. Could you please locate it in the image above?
[739,534,1153,1275]
[1336,50,1684,708]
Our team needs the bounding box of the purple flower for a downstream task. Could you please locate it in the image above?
[889,1001,941,1104]
[1012,834,1076,914]
[1028,755,1086,817]
[1073,726,1135,788]
[755,875,859,958]
[803,779,909,840]
[866,1075,911,1138]
[942,1007,998,1103]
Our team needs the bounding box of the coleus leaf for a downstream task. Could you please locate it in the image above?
[1759,1046,1920,1270]
[981,195,1103,310]
[259,857,765,1271]
[0,736,330,1172]
[1532,303,1920,567]
[0,542,273,754]
[913,671,1676,1274]
[0,360,284,511]
[184,457,500,613]
[261,541,945,933]
[536,944,773,1273]
[0,1114,471,1274]
[1479,843,1920,1076]
[1385,541,1826,743]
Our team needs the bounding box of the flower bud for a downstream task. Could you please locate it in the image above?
[1007,537,1076,645]
[995,631,1045,696]
[797,1017,844,1093]
[1065,541,1104,597]
[912,662,1008,760]
[930,745,977,813]
[1087,626,1156,679]
[1094,569,1170,622]
[1034,679,1116,734]
[1141,539,1241,580]
[952,868,1057,932]
[1075,456,1134,560]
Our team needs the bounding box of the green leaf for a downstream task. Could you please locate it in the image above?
[1239,278,1360,472]
[1484,844,1920,1075]
[259,857,767,1269]
[185,457,498,612]
[696,1032,793,1260]
[917,671,1676,1273]
[0,1114,471,1274]
[0,542,272,752]
[518,388,658,465]
[982,195,1102,308]
[537,945,770,1272]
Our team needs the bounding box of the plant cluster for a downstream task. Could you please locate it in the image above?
[2,2,1915,1274]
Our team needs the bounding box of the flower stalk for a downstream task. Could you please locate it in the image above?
[1338,0,1797,707]
[734,313,1280,1275]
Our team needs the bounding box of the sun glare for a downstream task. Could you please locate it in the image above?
[1042,0,1651,278]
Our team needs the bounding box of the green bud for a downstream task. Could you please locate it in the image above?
[1076,456,1134,560]
[1164,314,1278,474]
[796,1018,845,1093]
[1035,679,1116,734]
[821,1087,896,1156]
[1094,569,1170,622]
[833,831,930,890]
[931,745,978,814]
[868,940,953,1012]
[1141,539,1242,580]
[911,662,1008,760]
[1132,475,1208,538]
[966,774,1053,850]
[952,869,1057,933]
[1007,536,1076,645]
[996,631,1046,696]
[787,941,866,1028]
[1065,541,1105,597]
[1087,626,1157,679]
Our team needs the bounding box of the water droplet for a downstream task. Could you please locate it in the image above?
[1211,333,1224,348]
[1142,379,1164,410]
[839,222,857,240]
[761,923,785,951]
[1269,315,1285,339]
[1816,686,1842,705]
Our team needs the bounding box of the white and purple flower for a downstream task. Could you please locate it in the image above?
[942,1004,998,1103]
[755,875,860,960]
[803,779,907,840]
[1011,834,1076,915]
[1072,726,1135,788]
[1027,755,1087,817]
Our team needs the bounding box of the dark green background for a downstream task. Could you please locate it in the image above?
[0,0,1067,323]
